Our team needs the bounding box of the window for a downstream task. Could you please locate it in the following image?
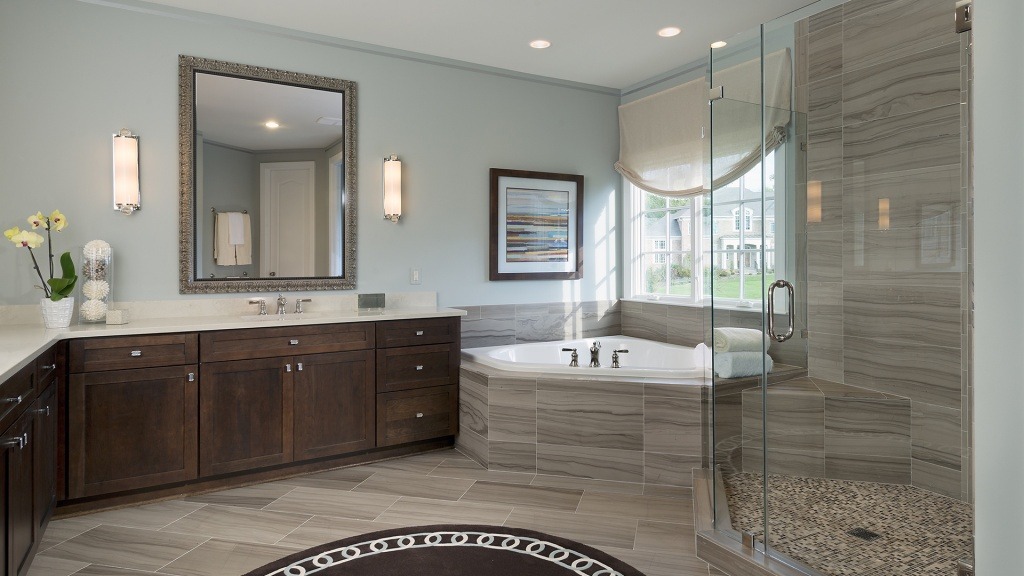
[627,150,780,304]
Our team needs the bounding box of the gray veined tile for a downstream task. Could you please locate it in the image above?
[263,486,399,520]
[40,525,208,572]
[352,469,476,501]
[161,505,310,545]
[38,517,102,552]
[808,5,843,33]
[807,281,843,335]
[536,391,643,450]
[536,444,643,484]
[843,0,957,74]
[643,396,702,456]
[911,402,962,468]
[159,539,303,576]
[503,508,637,550]
[458,377,488,436]
[576,492,693,524]
[842,165,961,231]
[805,179,843,232]
[375,497,513,527]
[634,520,697,556]
[842,103,960,178]
[489,387,536,442]
[843,284,961,348]
[599,547,712,576]
[530,474,645,495]
[65,501,207,531]
[78,566,182,576]
[743,447,825,478]
[514,313,575,343]
[24,555,89,576]
[825,453,910,484]
[842,225,963,288]
[807,23,842,81]
[183,484,297,512]
[912,459,961,499]
[808,75,842,131]
[428,457,535,485]
[275,516,404,549]
[824,397,911,458]
[843,42,961,125]
[644,452,702,488]
[843,336,961,407]
[807,231,842,283]
[460,480,583,511]
[489,440,537,474]
[269,466,376,491]
[454,427,488,467]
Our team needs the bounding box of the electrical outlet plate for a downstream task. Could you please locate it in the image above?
[410,268,421,285]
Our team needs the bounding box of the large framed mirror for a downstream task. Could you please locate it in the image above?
[178,55,357,293]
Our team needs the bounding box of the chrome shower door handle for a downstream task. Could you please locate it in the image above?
[767,279,795,343]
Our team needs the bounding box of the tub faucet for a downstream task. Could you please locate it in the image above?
[276,294,287,315]
[589,341,601,368]
[611,349,629,368]
[561,348,579,367]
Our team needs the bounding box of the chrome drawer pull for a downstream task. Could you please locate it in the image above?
[297,363,304,371]
[31,406,50,417]
[416,412,424,418]
[415,365,424,371]
[285,364,292,373]
[1,433,27,450]
[415,331,424,336]
[187,372,195,382]
[42,363,56,370]
[289,339,300,345]
[2,395,23,406]
[130,350,142,357]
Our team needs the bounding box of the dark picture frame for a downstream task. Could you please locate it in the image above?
[489,168,584,281]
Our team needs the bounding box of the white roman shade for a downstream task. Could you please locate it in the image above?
[614,49,792,198]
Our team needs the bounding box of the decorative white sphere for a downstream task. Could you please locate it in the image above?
[82,279,110,300]
[80,299,108,321]
[83,240,112,260]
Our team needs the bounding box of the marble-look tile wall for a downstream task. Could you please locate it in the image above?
[455,300,620,349]
[798,0,969,500]
[456,362,705,490]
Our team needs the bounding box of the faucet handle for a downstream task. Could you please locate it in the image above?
[248,298,267,315]
[613,349,629,354]
[295,298,311,314]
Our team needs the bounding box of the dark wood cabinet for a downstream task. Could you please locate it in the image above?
[68,365,198,498]
[199,358,293,476]
[32,384,56,534]
[294,350,375,460]
[377,385,458,447]
[5,409,35,576]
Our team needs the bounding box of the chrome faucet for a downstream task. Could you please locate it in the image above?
[295,298,311,314]
[276,294,288,315]
[589,341,601,368]
[611,349,629,368]
[249,298,267,315]
[561,348,579,367]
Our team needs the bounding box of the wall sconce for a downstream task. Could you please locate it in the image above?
[112,128,140,214]
[878,198,890,231]
[807,181,822,223]
[383,155,402,223]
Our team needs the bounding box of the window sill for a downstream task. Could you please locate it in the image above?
[621,296,764,313]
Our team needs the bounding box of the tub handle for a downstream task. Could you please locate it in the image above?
[561,348,579,368]
[612,349,629,369]
[767,279,796,342]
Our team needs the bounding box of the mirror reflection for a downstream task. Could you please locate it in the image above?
[178,55,357,294]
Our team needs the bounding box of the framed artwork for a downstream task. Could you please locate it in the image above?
[489,168,584,281]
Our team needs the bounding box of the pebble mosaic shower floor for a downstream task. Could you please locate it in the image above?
[722,473,972,576]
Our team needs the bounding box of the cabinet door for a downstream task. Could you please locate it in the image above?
[200,358,293,476]
[294,350,375,460]
[68,366,198,498]
[5,410,34,576]
[32,382,57,533]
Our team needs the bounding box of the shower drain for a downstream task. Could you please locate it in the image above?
[848,527,882,541]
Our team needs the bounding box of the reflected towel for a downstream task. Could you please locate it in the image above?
[234,213,252,266]
[712,327,771,353]
[715,351,773,379]
[227,212,245,245]
[214,212,252,266]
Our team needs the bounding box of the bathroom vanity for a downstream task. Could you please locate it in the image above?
[0,308,462,576]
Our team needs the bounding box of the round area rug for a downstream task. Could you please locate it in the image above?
[243,524,645,576]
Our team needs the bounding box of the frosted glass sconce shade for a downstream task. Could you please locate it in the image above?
[112,128,140,214]
[384,155,402,223]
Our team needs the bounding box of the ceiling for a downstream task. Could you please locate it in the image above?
[137,0,814,89]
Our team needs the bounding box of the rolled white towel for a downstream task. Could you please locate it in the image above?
[712,327,771,353]
[715,351,774,379]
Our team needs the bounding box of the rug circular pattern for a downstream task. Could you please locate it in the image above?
[243,524,646,576]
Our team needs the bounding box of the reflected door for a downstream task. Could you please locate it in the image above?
[260,161,316,277]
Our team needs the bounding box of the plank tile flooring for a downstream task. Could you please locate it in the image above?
[30,449,723,576]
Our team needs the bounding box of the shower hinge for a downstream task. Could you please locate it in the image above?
[709,86,724,102]
[955,0,972,33]
[957,558,974,576]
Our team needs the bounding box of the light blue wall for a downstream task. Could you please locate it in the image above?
[0,0,621,307]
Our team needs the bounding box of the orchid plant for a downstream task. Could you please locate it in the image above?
[4,210,77,301]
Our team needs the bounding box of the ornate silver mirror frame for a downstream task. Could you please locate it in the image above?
[178,55,358,293]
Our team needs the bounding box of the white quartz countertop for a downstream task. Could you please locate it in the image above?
[0,306,467,383]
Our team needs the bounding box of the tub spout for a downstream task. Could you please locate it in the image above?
[589,341,601,368]
[561,348,579,367]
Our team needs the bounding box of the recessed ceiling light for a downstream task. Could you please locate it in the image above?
[658,27,681,38]
[710,41,728,49]
[529,39,551,49]
[265,121,280,129]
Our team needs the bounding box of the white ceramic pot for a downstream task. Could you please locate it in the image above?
[40,296,74,329]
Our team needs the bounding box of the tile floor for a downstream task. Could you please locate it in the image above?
[723,472,973,576]
[30,449,724,576]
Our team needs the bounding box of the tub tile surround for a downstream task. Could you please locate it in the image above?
[799,0,970,500]
[455,361,704,489]
[455,300,620,349]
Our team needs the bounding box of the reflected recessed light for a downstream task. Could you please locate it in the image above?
[265,121,280,128]
[658,26,681,38]
[529,39,551,49]
[710,41,728,49]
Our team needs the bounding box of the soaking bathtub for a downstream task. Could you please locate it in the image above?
[461,335,709,379]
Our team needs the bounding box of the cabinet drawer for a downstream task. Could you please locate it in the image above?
[376,344,458,393]
[376,385,457,447]
[0,362,35,433]
[376,317,459,348]
[69,333,198,372]
[35,343,60,384]
[201,323,374,362]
